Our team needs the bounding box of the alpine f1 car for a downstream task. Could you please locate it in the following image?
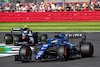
[4,27,48,46]
[16,33,94,62]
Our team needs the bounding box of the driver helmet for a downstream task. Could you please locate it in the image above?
[22,27,27,31]
[55,34,61,39]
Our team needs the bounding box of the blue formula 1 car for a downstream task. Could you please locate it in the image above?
[18,33,94,62]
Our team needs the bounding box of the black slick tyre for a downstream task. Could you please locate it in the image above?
[19,45,32,62]
[57,46,70,60]
[80,42,94,58]
[13,35,21,45]
[40,34,48,44]
[4,34,13,44]
[40,34,48,41]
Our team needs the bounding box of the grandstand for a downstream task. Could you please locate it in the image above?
[0,0,96,3]
[0,0,100,22]
[44,0,90,2]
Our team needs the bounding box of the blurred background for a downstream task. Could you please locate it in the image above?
[0,0,97,3]
[0,0,100,12]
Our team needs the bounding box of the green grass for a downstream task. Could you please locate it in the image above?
[0,21,100,31]
[0,47,6,53]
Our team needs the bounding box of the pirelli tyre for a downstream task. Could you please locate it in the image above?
[4,34,13,44]
[57,45,70,60]
[80,42,94,58]
[19,45,32,62]
[13,35,21,45]
[40,34,48,44]
[40,34,48,41]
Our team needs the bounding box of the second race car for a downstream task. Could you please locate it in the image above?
[4,27,48,46]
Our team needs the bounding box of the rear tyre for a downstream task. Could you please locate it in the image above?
[13,35,21,45]
[4,34,13,44]
[57,46,70,61]
[80,42,94,58]
[19,45,32,62]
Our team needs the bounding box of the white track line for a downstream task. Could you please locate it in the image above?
[0,44,6,46]
[5,46,21,48]
[0,54,17,57]
[11,48,20,51]
[6,51,19,54]
[0,44,14,46]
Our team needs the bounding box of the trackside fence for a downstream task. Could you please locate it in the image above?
[0,11,100,22]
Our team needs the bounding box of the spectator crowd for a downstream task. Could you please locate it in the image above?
[0,1,100,12]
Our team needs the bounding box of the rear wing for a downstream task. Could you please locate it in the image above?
[11,28,21,32]
[65,33,86,41]
[11,28,21,34]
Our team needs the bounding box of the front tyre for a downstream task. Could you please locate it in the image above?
[19,45,32,62]
[57,46,70,61]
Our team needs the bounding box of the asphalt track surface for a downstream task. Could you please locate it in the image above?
[0,32,100,67]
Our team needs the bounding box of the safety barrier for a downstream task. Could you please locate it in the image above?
[0,11,100,22]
